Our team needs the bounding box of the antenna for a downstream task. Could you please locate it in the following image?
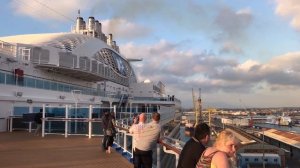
[192,88,202,126]
[198,88,202,124]
[78,9,80,17]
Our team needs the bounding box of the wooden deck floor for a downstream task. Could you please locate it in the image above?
[0,131,133,168]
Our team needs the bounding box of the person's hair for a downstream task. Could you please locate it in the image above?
[39,108,43,113]
[214,129,236,147]
[152,112,160,122]
[194,123,210,141]
[110,112,115,117]
[139,113,146,122]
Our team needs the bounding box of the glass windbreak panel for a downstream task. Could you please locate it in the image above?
[69,85,75,92]
[69,121,88,134]
[64,84,70,92]
[13,106,29,116]
[25,77,35,88]
[118,132,125,149]
[68,107,88,134]
[33,107,42,113]
[44,81,50,90]
[0,72,5,83]
[126,135,133,155]
[92,121,102,135]
[44,121,65,133]
[6,74,16,85]
[36,79,43,89]
[92,107,103,135]
[51,82,57,91]
[92,108,102,119]
[12,117,28,130]
[17,77,24,86]
[58,83,64,91]
[69,107,89,118]
[46,107,65,117]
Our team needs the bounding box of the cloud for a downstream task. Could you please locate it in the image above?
[219,41,243,54]
[121,40,300,107]
[213,6,253,55]
[101,18,152,40]
[214,7,253,38]
[275,0,300,30]
[10,0,89,22]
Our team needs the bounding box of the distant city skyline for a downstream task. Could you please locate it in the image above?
[1,0,300,108]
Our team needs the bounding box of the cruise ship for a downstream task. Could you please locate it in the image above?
[266,115,292,126]
[0,15,181,133]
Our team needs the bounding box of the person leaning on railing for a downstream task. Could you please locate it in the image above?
[129,112,161,168]
[196,129,240,168]
[177,123,211,168]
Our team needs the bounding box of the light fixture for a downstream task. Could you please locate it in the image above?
[59,95,65,99]
[15,91,23,97]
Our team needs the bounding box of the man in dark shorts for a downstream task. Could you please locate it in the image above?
[177,123,211,168]
[34,109,43,136]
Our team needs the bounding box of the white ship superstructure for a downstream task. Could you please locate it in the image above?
[265,115,291,126]
[0,16,181,132]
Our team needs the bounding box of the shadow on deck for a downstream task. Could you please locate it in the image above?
[0,131,133,168]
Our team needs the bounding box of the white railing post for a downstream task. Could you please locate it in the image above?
[29,105,32,133]
[124,130,127,152]
[9,117,13,132]
[65,105,68,138]
[42,105,45,138]
[88,105,92,138]
[157,144,161,168]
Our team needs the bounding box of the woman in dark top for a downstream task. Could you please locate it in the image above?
[102,111,116,153]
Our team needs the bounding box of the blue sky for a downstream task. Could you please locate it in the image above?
[1,0,300,108]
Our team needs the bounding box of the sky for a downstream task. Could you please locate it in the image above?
[1,0,300,108]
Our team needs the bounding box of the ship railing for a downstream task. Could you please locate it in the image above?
[0,40,17,57]
[113,121,184,168]
[8,104,184,168]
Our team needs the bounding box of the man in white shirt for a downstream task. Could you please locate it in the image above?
[129,112,161,168]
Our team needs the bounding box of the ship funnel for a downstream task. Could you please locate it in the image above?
[88,16,95,31]
[82,20,86,30]
[94,20,102,37]
[108,33,113,46]
[76,17,84,32]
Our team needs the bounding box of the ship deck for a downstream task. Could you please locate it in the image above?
[0,131,132,168]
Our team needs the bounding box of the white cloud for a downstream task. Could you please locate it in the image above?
[101,18,151,40]
[121,40,300,107]
[220,41,243,54]
[10,0,90,22]
[275,0,300,30]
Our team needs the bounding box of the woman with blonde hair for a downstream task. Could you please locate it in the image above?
[196,129,240,168]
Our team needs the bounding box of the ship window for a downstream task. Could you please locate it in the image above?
[0,72,5,83]
[36,79,43,89]
[254,158,258,162]
[13,106,29,115]
[64,85,70,92]
[25,77,35,88]
[44,81,50,90]
[274,159,278,162]
[51,82,58,91]
[58,83,64,91]
[245,158,249,162]
[6,74,16,85]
